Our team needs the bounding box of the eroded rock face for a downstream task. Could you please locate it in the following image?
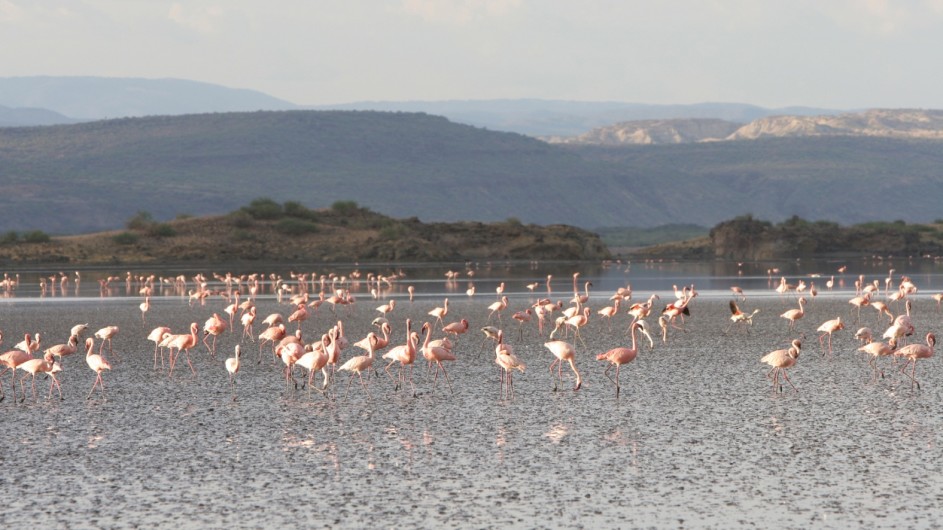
[545,109,943,145]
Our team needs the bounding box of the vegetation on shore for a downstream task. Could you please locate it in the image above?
[628,214,943,260]
[0,199,611,266]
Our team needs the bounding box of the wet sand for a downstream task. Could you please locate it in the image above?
[2,288,941,528]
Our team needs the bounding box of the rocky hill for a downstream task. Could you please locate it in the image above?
[549,109,943,145]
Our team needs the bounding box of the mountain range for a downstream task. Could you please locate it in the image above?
[1,108,942,236]
[0,76,841,136]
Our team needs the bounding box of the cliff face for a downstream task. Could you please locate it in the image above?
[546,109,943,145]
[545,118,741,145]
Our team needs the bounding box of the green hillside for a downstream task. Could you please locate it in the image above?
[1,110,943,236]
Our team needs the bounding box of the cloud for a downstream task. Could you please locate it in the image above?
[167,2,224,33]
[399,0,522,25]
[0,1,25,22]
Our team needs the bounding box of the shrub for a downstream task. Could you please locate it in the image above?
[229,211,254,228]
[22,230,51,243]
[148,223,177,237]
[0,231,19,244]
[242,197,283,220]
[113,232,139,245]
[283,201,318,221]
[127,211,155,230]
[331,200,359,215]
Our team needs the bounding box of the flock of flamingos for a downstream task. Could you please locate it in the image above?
[0,264,937,403]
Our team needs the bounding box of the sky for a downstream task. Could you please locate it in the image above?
[3,0,943,110]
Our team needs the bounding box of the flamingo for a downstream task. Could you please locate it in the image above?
[597,298,620,332]
[296,336,331,395]
[85,337,112,400]
[428,298,449,327]
[168,322,200,376]
[419,322,456,394]
[761,339,802,393]
[147,326,173,369]
[487,296,509,322]
[495,330,525,399]
[596,321,642,397]
[202,313,226,357]
[94,325,120,358]
[287,302,309,331]
[894,332,935,389]
[0,335,34,402]
[543,340,582,391]
[383,319,418,396]
[339,332,379,399]
[442,318,469,339]
[258,323,286,364]
[17,352,61,401]
[848,292,871,324]
[724,300,759,334]
[225,345,240,400]
[816,317,844,356]
[45,334,79,362]
[240,306,257,342]
[859,339,896,381]
[139,295,150,324]
[512,308,533,340]
[780,297,807,331]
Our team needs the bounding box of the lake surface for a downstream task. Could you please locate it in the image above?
[2,258,942,528]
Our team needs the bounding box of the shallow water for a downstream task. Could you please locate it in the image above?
[2,261,943,528]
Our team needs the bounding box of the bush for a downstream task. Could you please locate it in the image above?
[22,230,51,243]
[0,231,19,244]
[274,218,319,236]
[283,201,318,220]
[331,200,359,215]
[242,197,283,220]
[229,211,254,228]
[127,211,155,230]
[113,232,140,245]
[148,223,177,237]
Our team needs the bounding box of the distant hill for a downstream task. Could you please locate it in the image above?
[0,76,846,135]
[0,104,81,127]
[548,109,943,145]
[2,109,943,236]
[314,99,841,136]
[0,76,298,121]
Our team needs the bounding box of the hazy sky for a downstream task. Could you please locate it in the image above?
[3,0,943,109]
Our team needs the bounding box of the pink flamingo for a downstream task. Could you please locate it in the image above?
[94,325,120,359]
[428,298,449,327]
[45,334,79,362]
[202,313,227,357]
[859,339,896,381]
[761,339,802,392]
[597,321,641,397]
[139,295,150,325]
[338,332,380,399]
[816,317,844,356]
[543,340,582,391]
[85,337,112,400]
[780,297,807,331]
[296,335,331,394]
[258,323,286,364]
[442,318,469,339]
[287,302,309,331]
[419,322,456,394]
[487,296,509,322]
[225,345,241,400]
[147,326,172,369]
[240,306,257,342]
[894,332,935,389]
[168,323,199,376]
[383,319,418,396]
[18,352,61,401]
[495,330,525,399]
[0,334,33,402]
